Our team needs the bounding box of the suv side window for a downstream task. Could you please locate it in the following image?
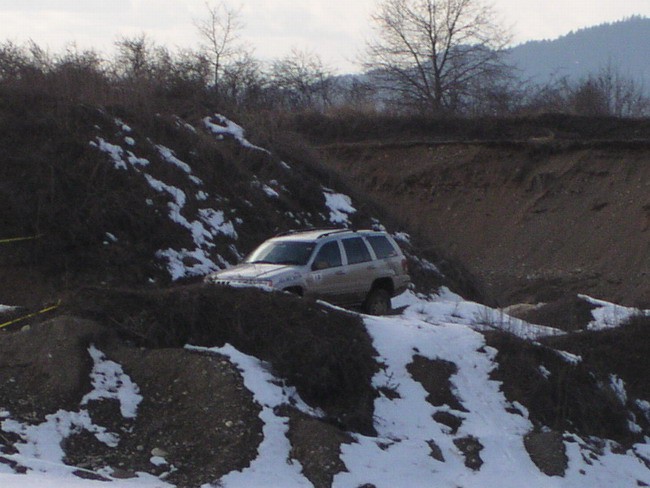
[312,240,342,269]
[342,237,372,265]
[367,235,398,259]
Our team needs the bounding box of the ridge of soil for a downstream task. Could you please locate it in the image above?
[318,140,650,307]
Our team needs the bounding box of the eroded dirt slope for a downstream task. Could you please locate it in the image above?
[320,141,650,306]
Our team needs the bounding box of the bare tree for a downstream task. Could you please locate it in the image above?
[572,77,609,116]
[194,1,244,93]
[365,0,512,114]
[269,48,333,111]
[0,41,35,82]
[586,62,649,117]
[114,34,154,80]
[518,76,573,115]
[221,51,265,107]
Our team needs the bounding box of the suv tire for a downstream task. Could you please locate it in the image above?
[363,287,392,316]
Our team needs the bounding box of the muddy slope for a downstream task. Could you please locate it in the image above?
[320,141,650,306]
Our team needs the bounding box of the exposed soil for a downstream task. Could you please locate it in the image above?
[0,316,263,487]
[453,436,484,471]
[407,355,467,412]
[505,294,598,331]
[524,431,568,477]
[318,140,650,307]
[287,410,353,488]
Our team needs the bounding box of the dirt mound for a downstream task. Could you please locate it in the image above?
[77,346,263,486]
[0,317,108,416]
[0,315,262,486]
[67,284,378,435]
[318,138,650,306]
[505,295,598,331]
[0,283,380,486]
[288,112,650,145]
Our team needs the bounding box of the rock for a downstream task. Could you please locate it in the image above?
[524,430,568,477]
[151,447,168,458]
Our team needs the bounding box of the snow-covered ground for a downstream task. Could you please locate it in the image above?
[1,290,648,488]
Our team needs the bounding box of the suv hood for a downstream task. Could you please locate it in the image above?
[214,263,297,281]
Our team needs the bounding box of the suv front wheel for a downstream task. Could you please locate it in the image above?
[363,287,392,316]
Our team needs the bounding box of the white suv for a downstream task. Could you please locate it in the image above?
[205,229,410,315]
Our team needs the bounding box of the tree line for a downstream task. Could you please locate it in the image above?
[0,0,648,118]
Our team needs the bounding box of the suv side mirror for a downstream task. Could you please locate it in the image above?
[312,261,329,271]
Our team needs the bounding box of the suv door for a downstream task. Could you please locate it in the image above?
[340,236,377,303]
[305,240,347,303]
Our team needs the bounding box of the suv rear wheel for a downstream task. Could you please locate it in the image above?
[363,287,391,315]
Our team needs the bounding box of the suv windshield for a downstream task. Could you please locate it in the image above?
[245,240,316,266]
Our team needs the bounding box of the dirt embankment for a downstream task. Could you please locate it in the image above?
[319,141,650,307]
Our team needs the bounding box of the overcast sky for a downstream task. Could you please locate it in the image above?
[1,0,649,73]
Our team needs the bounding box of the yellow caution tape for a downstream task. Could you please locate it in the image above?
[0,234,43,244]
[0,300,61,329]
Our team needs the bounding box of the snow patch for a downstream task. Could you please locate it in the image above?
[114,118,132,133]
[637,400,650,422]
[156,145,203,185]
[608,375,628,405]
[392,231,411,244]
[262,184,279,198]
[393,289,562,340]
[580,294,647,330]
[90,138,150,170]
[199,208,238,240]
[409,254,442,275]
[82,345,143,419]
[142,174,237,279]
[203,114,270,154]
[371,218,386,231]
[103,232,118,245]
[553,349,583,365]
[538,365,552,379]
[323,187,356,225]
[156,248,223,281]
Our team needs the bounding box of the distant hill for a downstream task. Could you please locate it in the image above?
[507,16,650,87]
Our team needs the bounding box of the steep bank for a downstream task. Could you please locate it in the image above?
[318,140,650,307]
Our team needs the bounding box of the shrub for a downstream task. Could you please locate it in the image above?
[486,330,642,445]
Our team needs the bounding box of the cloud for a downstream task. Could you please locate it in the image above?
[0,0,648,72]
[495,0,650,43]
[239,0,374,70]
[0,0,132,14]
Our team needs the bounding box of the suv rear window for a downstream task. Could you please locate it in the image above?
[367,235,398,259]
[342,237,372,264]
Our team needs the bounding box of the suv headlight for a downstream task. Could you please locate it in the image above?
[254,279,274,288]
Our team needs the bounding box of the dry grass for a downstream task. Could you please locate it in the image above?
[487,315,650,446]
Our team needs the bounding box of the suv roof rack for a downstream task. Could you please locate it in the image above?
[273,227,354,238]
[316,228,355,239]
